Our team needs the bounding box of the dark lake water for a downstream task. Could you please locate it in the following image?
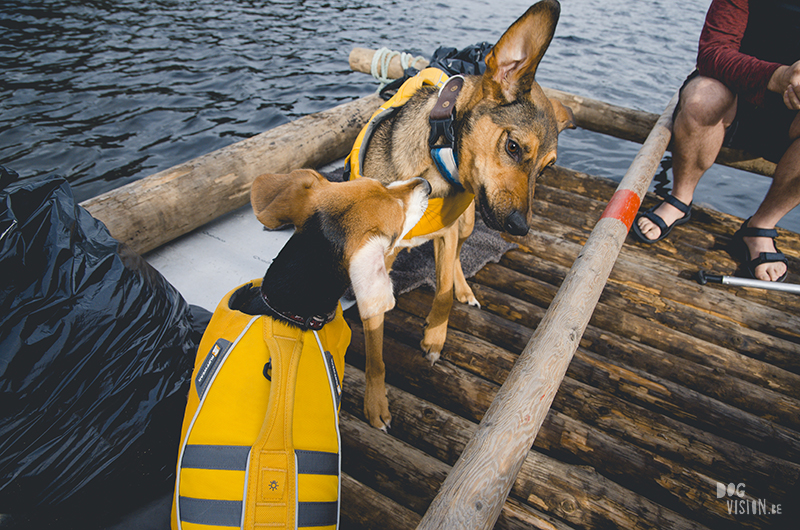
[2,0,798,232]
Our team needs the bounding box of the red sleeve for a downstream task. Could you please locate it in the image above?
[696,0,782,106]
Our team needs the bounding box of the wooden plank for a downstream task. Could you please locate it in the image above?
[80,94,382,254]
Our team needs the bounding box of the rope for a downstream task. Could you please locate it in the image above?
[370,47,425,91]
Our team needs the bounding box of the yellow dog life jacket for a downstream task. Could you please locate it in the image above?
[345,67,474,240]
[171,279,350,530]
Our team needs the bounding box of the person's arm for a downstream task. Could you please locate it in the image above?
[696,0,782,106]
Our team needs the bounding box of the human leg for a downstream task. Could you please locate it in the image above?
[635,75,737,242]
[738,114,800,281]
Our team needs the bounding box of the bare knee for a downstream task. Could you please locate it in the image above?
[677,75,737,129]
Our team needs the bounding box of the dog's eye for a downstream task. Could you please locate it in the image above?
[505,138,521,162]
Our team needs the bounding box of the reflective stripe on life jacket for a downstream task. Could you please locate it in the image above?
[345,67,474,239]
[171,279,350,530]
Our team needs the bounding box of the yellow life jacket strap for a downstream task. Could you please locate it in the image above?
[344,68,474,239]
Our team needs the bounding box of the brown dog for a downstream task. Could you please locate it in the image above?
[249,170,431,332]
[354,0,574,430]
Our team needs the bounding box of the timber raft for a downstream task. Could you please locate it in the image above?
[329,49,800,530]
[80,47,800,529]
[337,163,800,530]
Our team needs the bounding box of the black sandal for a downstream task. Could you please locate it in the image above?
[730,217,788,282]
[632,194,692,244]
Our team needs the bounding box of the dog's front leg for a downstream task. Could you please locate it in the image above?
[454,202,480,308]
[421,223,460,364]
[362,312,392,431]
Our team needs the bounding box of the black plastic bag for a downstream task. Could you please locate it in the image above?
[0,173,196,524]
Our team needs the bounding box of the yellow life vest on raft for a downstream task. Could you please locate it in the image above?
[171,279,350,530]
[345,67,474,240]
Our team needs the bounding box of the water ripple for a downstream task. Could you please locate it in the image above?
[2,0,797,232]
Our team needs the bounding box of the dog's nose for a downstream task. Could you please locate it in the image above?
[504,210,529,236]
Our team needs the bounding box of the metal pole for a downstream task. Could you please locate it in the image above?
[696,270,800,294]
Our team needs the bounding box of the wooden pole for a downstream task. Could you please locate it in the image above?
[79,94,383,255]
[349,47,427,81]
[415,91,680,530]
[348,47,776,177]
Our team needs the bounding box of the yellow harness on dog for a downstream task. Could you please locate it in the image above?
[171,279,350,530]
[344,67,474,239]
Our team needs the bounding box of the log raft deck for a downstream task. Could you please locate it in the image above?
[81,49,800,530]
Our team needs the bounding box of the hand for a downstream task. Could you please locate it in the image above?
[785,77,800,111]
[769,61,800,110]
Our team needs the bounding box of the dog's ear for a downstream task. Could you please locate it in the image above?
[250,169,325,229]
[349,237,395,320]
[550,98,576,132]
[484,0,560,102]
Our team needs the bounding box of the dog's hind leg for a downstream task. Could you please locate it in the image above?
[454,202,480,308]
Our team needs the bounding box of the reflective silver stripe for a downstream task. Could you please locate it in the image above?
[298,501,338,528]
[296,450,339,476]
[178,497,242,527]
[181,444,251,471]
[174,315,260,530]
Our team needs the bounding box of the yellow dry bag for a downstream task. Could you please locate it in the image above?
[171,279,350,530]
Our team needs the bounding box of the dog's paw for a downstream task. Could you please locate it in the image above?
[421,320,447,360]
[462,294,481,308]
[455,285,481,308]
[364,387,392,431]
[424,350,441,365]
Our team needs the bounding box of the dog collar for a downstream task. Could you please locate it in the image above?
[429,75,464,190]
[260,290,336,331]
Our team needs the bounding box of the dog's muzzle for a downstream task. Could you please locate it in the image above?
[478,189,529,236]
[504,210,529,236]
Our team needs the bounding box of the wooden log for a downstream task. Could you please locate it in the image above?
[414,88,679,530]
[340,410,448,516]
[394,287,800,463]
[538,164,800,250]
[340,364,707,530]
[385,290,800,498]
[475,259,800,412]
[509,219,800,367]
[348,47,776,176]
[349,47,427,81]
[340,473,420,530]
[340,400,572,530]
[79,94,383,255]
[496,497,577,530]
